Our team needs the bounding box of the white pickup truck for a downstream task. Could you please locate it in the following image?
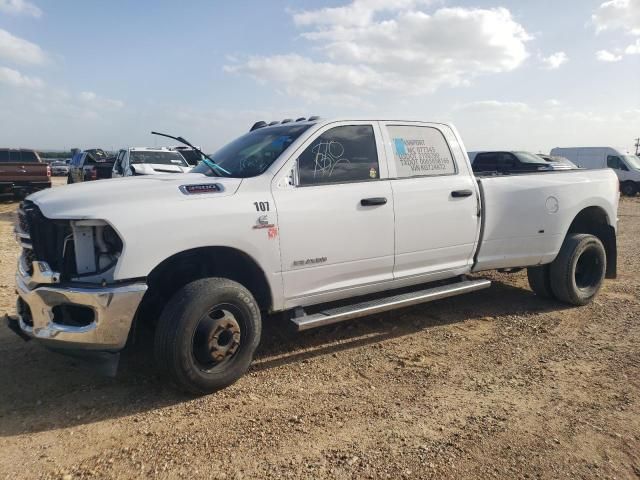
[9,118,619,394]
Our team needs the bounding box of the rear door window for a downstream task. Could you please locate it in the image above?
[0,150,10,163]
[473,153,498,171]
[297,125,379,186]
[386,125,456,178]
[19,150,38,162]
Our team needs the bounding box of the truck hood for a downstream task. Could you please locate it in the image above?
[130,163,191,175]
[28,173,242,219]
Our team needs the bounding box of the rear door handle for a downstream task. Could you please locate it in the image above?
[451,189,473,198]
[361,197,387,206]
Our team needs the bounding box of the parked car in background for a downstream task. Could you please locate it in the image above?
[112,147,191,177]
[550,147,640,196]
[67,149,115,184]
[169,146,204,167]
[470,151,566,174]
[0,148,51,199]
[50,161,70,176]
[536,154,577,169]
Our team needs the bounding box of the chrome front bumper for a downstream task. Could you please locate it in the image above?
[15,266,147,351]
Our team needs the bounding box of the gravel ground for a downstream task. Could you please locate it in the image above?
[0,178,638,479]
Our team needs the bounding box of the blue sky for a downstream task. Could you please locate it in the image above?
[0,0,638,152]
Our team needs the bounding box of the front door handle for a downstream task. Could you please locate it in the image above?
[361,197,387,206]
[451,189,473,198]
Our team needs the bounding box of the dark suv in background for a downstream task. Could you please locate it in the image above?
[470,151,574,174]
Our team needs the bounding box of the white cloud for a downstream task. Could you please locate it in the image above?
[78,91,125,110]
[596,49,623,61]
[227,2,532,102]
[541,51,568,69]
[592,0,640,35]
[625,38,640,54]
[455,100,532,114]
[291,0,429,28]
[0,28,46,65]
[451,99,640,152]
[0,0,41,17]
[0,65,43,88]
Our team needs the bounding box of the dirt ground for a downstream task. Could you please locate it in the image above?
[0,177,638,479]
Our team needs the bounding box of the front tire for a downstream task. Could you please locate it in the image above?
[549,234,606,306]
[620,181,637,197]
[67,174,74,184]
[154,278,262,395]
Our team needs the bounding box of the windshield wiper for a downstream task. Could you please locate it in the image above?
[150,131,231,176]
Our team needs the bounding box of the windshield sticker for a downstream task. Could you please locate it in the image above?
[369,167,377,178]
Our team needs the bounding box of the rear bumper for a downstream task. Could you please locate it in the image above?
[0,181,51,194]
[14,268,147,351]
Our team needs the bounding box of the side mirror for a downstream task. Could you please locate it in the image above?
[621,164,629,171]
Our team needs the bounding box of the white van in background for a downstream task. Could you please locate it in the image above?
[550,147,640,196]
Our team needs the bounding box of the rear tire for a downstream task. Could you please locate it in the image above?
[67,174,73,184]
[549,234,606,306]
[154,278,261,395]
[527,265,554,299]
[621,181,637,197]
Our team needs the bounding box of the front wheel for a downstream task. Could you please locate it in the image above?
[620,181,637,197]
[154,278,262,395]
[67,174,73,184]
[550,234,606,306]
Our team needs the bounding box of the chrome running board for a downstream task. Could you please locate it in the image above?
[291,279,491,331]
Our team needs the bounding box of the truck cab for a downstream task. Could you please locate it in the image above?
[112,147,191,177]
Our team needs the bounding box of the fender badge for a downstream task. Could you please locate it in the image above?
[179,184,222,195]
[253,215,275,229]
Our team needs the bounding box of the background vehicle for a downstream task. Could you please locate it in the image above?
[112,147,191,177]
[0,148,51,199]
[50,161,70,176]
[169,146,204,167]
[67,149,115,184]
[550,147,640,196]
[470,150,571,174]
[537,154,577,169]
[10,118,618,394]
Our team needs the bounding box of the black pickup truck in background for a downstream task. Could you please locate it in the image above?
[0,148,51,199]
[67,149,115,184]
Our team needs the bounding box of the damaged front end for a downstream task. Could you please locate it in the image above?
[8,200,147,372]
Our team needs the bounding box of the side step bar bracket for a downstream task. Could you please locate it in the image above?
[291,278,491,331]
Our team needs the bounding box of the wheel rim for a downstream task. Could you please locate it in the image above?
[574,248,603,290]
[622,184,634,196]
[192,305,242,371]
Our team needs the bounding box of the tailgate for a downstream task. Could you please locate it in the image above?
[0,162,49,182]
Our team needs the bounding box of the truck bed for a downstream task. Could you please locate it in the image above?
[473,169,619,272]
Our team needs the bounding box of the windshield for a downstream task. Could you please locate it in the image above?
[175,149,202,166]
[192,124,312,178]
[622,155,640,170]
[130,151,188,166]
[515,151,547,164]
